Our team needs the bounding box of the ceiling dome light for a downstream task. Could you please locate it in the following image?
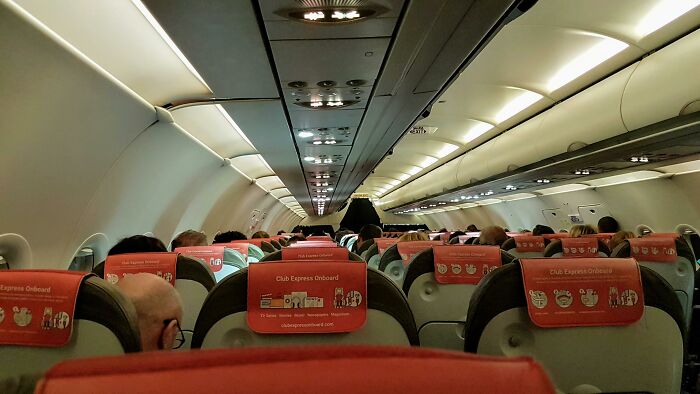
[298,130,314,138]
[280,6,384,24]
[294,100,359,109]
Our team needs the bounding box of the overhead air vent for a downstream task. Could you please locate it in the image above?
[277,1,387,24]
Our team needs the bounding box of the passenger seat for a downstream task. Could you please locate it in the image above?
[464,258,685,393]
[93,253,215,350]
[611,237,694,329]
[501,236,549,258]
[0,271,140,380]
[403,245,515,351]
[192,263,419,348]
[543,238,610,257]
[36,345,555,394]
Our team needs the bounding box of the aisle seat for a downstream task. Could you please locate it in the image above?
[93,253,215,350]
[259,247,361,262]
[36,346,555,394]
[501,236,549,258]
[0,271,140,380]
[464,258,685,393]
[192,263,418,348]
[612,237,694,329]
[543,238,610,257]
[378,241,442,286]
[403,246,515,350]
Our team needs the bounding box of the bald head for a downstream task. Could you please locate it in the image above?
[479,226,508,246]
[117,273,183,351]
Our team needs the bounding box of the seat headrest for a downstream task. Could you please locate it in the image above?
[501,236,549,252]
[543,238,610,257]
[37,346,555,393]
[464,263,686,352]
[612,237,694,262]
[403,248,516,295]
[93,254,215,291]
[0,271,139,351]
[260,248,363,262]
[191,267,419,347]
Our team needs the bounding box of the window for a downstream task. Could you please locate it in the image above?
[69,248,95,272]
[0,256,7,270]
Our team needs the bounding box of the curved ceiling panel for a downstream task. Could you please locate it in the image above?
[13,0,211,104]
[360,0,700,204]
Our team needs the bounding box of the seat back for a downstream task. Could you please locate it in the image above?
[378,241,442,286]
[175,245,247,282]
[0,271,140,380]
[543,238,610,257]
[464,260,685,393]
[501,236,548,258]
[346,235,359,251]
[612,237,694,328]
[94,253,215,350]
[259,247,362,262]
[355,238,375,257]
[192,264,418,348]
[37,346,556,394]
[403,246,515,350]
[364,243,379,267]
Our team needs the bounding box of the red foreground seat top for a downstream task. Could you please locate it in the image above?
[37,346,555,394]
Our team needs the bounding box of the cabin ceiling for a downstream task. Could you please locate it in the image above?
[13,0,697,219]
[359,0,700,209]
[12,0,523,217]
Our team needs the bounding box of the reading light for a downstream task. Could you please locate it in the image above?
[636,0,700,37]
[547,36,628,92]
[630,157,639,162]
[298,131,314,138]
[322,175,330,179]
[327,187,333,191]
[313,141,323,145]
[310,101,323,108]
[315,175,321,179]
[304,156,316,162]
[324,140,337,144]
[314,159,322,164]
[304,11,325,21]
[495,90,543,123]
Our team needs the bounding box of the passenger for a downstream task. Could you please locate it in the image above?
[609,231,635,251]
[449,230,466,241]
[356,224,383,249]
[598,216,621,233]
[291,225,303,234]
[286,234,306,245]
[532,224,555,236]
[108,235,167,256]
[398,232,430,242]
[277,230,286,235]
[479,226,508,246]
[212,231,247,243]
[116,273,183,352]
[170,230,207,251]
[466,224,479,232]
[570,225,597,237]
[251,231,270,239]
[437,228,448,233]
[334,228,352,242]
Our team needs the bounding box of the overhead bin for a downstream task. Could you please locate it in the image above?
[382,27,700,208]
[622,29,700,131]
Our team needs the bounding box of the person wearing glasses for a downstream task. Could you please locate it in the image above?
[116,273,185,351]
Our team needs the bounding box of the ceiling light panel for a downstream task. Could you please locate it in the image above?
[293,127,356,147]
